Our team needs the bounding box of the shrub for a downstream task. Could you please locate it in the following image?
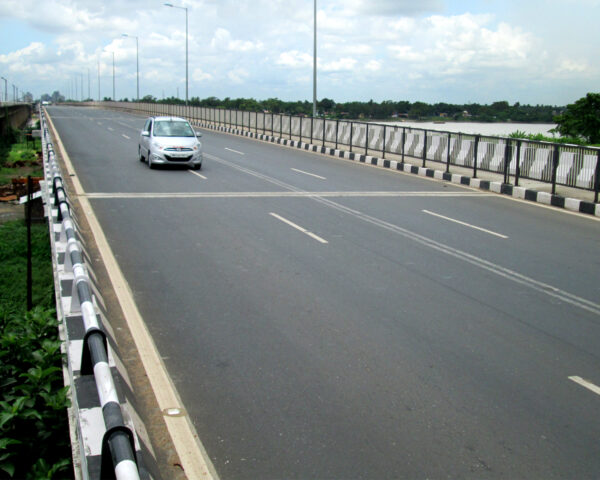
[0,220,72,478]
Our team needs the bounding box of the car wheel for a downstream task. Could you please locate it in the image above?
[138,146,144,162]
[192,163,201,170]
[148,154,155,169]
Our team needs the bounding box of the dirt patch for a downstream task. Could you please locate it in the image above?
[0,202,24,224]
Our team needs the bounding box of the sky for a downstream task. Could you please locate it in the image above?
[0,0,598,106]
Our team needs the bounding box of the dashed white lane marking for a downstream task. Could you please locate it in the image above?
[422,209,508,239]
[270,212,328,244]
[292,168,326,180]
[108,127,114,131]
[225,147,245,155]
[189,170,207,180]
[122,134,130,140]
[569,376,600,397]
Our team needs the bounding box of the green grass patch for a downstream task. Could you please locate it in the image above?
[0,220,73,479]
[0,128,42,186]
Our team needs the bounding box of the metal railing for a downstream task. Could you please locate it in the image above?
[41,109,141,480]
[77,101,600,203]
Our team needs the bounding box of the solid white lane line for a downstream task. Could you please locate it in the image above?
[122,134,130,140]
[85,191,491,199]
[225,147,245,155]
[270,212,328,244]
[569,376,600,397]
[422,209,508,239]
[189,170,207,180]
[292,168,326,180]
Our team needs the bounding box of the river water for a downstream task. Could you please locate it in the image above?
[377,121,557,137]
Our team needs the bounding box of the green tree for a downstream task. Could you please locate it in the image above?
[554,93,600,144]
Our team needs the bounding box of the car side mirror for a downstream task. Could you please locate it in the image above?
[142,131,150,137]
[195,131,202,138]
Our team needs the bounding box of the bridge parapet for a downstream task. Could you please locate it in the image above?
[0,102,33,133]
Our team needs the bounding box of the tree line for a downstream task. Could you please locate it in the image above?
[131,95,561,123]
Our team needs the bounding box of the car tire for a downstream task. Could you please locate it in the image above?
[138,146,144,162]
[192,163,201,170]
[148,154,155,169]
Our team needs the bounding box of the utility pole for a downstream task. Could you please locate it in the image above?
[97,57,101,101]
[313,0,317,117]
[112,51,116,100]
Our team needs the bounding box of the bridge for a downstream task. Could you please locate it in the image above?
[41,104,600,479]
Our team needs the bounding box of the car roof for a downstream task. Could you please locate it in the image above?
[151,116,189,122]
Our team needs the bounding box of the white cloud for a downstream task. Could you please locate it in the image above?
[365,60,382,72]
[276,50,312,69]
[192,68,212,82]
[321,58,357,72]
[228,68,249,84]
[210,28,263,52]
[0,0,598,104]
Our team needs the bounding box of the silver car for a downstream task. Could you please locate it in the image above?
[138,116,203,170]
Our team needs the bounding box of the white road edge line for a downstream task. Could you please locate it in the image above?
[122,134,130,140]
[569,376,600,397]
[189,170,207,180]
[45,111,217,479]
[422,209,508,239]
[225,147,245,155]
[291,168,326,180]
[270,212,328,244]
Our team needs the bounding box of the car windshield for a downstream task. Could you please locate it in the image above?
[153,120,195,137]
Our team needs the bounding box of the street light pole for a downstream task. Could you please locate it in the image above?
[164,3,189,106]
[0,77,7,102]
[313,0,317,117]
[122,33,139,101]
[112,51,116,101]
[97,57,101,101]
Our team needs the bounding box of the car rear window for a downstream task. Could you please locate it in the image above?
[153,121,195,137]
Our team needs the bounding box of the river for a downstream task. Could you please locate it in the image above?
[376,121,557,137]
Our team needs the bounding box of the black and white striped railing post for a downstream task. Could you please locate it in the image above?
[40,109,142,480]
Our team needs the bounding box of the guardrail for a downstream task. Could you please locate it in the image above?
[71,101,600,203]
[41,109,142,480]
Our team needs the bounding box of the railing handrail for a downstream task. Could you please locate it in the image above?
[67,101,600,202]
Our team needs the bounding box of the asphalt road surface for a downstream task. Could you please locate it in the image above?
[48,106,600,479]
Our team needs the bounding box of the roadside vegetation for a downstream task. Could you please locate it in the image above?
[0,125,73,478]
[0,125,43,187]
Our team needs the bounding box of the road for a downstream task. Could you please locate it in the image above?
[48,105,600,479]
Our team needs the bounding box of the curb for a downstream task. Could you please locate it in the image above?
[199,123,600,218]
